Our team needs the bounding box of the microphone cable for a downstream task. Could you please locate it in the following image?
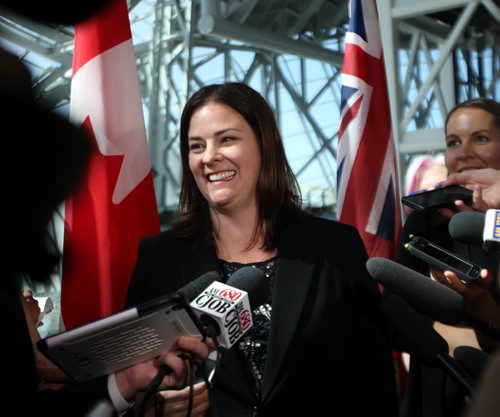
[135,353,195,417]
[135,336,222,417]
[204,335,221,417]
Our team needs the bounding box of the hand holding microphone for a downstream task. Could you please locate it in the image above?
[137,267,268,416]
[381,294,476,396]
[448,211,500,341]
[366,257,500,342]
[366,257,464,324]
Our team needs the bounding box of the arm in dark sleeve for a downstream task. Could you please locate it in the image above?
[348,229,400,416]
[32,377,113,417]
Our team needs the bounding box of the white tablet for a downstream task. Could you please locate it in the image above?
[37,292,206,382]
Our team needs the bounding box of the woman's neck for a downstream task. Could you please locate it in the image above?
[210,208,276,263]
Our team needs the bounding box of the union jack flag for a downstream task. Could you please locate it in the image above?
[336,0,401,260]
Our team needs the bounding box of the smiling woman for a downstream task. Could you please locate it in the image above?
[393,96,500,417]
[125,82,400,417]
[444,97,500,174]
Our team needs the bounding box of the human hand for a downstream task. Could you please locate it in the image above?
[444,168,500,211]
[438,199,476,219]
[22,289,42,326]
[114,336,210,401]
[431,267,499,326]
[146,382,210,417]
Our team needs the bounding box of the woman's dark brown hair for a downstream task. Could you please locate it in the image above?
[171,82,302,250]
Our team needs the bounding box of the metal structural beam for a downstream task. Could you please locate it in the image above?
[1,0,498,222]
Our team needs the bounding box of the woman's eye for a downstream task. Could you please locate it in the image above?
[446,139,460,148]
[475,134,489,143]
[189,143,203,151]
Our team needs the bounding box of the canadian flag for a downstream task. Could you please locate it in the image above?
[61,0,160,329]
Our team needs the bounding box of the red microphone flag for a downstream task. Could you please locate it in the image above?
[62,0,160,329]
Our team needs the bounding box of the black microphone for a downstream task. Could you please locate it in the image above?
[177,270,223,301]
[226,266,268,309]
[189,266,268,348]
[449,211,485,246]
[0,0,112,25]
[454,346,491,383]
[366,258,500,340]
[449,210,500,252]
[366,257,464,324]
[381,295,476,396]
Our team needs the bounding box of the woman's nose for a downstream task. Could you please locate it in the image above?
[202,143,221,164]
[456,141,475,159]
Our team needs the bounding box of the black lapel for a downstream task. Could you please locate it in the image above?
[261,218,317,401]
[177,240,220,282]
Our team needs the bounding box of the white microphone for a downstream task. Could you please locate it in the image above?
[190,266,268,348]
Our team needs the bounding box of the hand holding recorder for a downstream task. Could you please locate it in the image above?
[404,235,482,284]
[114,335,210,402]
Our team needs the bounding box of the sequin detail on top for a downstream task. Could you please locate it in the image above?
[218,257,276,397]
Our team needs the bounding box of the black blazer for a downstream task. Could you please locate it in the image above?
[126,211,399,417]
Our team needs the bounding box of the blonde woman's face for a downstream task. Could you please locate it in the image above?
[445,108,500,174]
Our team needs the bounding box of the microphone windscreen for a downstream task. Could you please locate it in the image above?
[0,0,112,25]
[366,257,464,324]
[227,266,268,310]
[454,346,490,382]
[448,211,485,245]
[381,295,447,365]
[178,271,221,301]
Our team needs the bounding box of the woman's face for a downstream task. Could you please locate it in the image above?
[187,102,261,212]
[445,107,500,174]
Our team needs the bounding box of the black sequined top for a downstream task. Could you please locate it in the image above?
[218,257,277,397]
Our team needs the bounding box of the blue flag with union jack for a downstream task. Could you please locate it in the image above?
[336,0,401,260]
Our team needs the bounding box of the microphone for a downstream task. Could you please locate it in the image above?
[366,258,500,340]
[0,1,113,25]
[449,210,500,252]
[366,257,464,324]
[448,211,500,340]
[381,295,476,396]
[190,266,268,348]
[177,270,223,301]
[454,346,490,383]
